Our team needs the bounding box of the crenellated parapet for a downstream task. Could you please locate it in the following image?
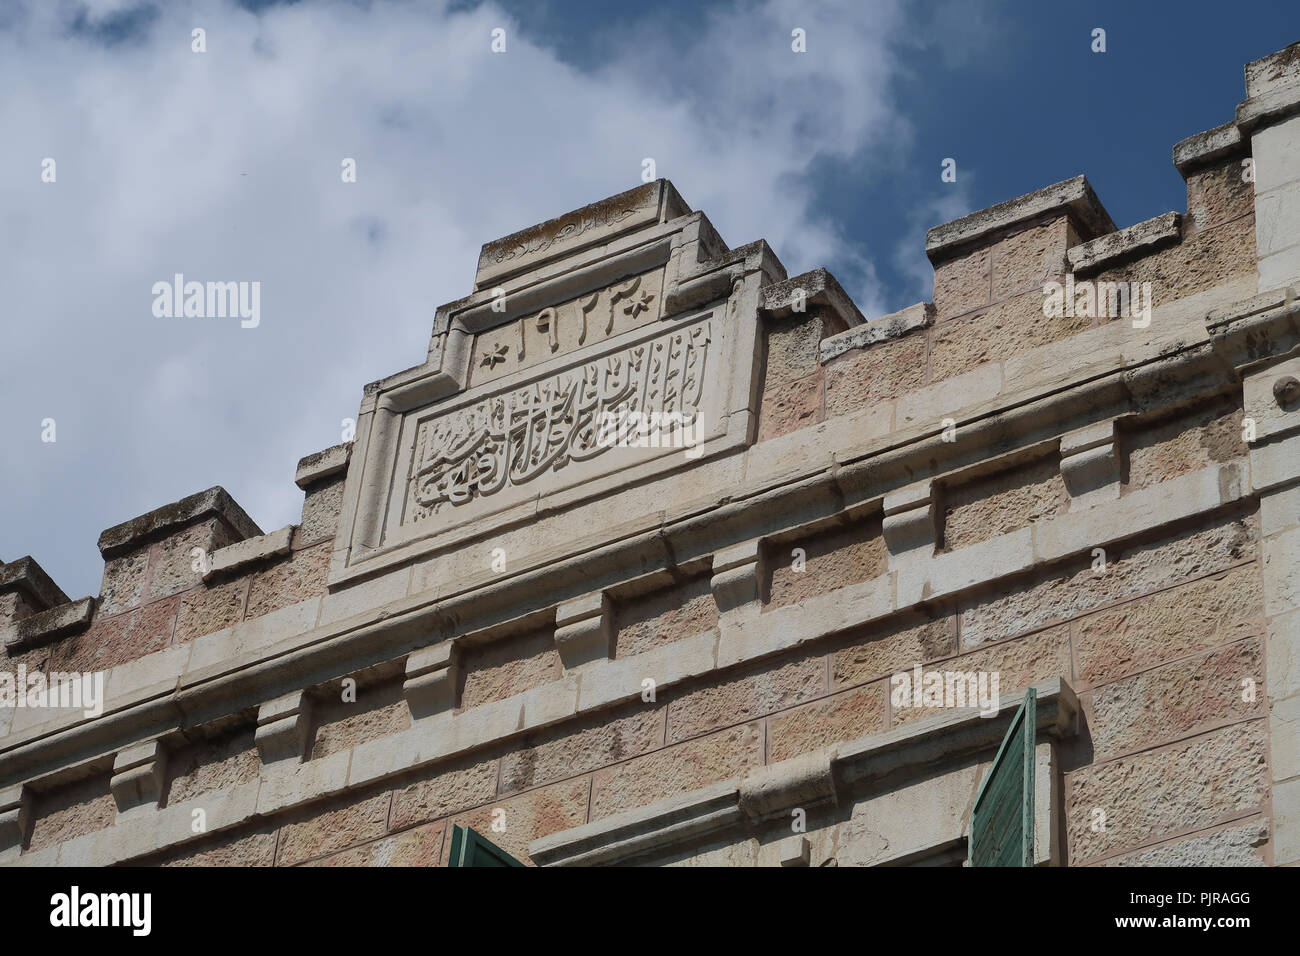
[4,41,1300,868]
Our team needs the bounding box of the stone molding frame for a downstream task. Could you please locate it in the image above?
[329,181,784,588]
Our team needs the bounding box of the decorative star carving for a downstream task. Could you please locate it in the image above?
[623,290,655,318]
[480,343,510,368]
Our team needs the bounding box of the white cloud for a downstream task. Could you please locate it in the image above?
[0,0,955,596]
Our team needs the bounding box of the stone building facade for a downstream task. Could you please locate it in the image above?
[2,41,1299,868]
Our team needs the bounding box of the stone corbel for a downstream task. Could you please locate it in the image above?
[554,593,613,671]
[883,481,936,560]
[110,738,167,813]
[711,539,762,623]
[1059,420,1120,508]
[0,784,32,858]
[254,690,312,763]
[404,640,461,719]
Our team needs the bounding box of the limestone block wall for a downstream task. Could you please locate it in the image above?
[3,42,1300,868]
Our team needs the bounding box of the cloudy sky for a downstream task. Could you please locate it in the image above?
[3,0,1299,599]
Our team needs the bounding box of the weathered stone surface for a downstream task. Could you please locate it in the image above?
[932,246,990,319]
[830,612,957,689]
[389,756,500,831]
[276,790,392,866]
[500,703,665,794]
[52,596,178,672]
[158,825,278,867]
[1185,161,1255,236]
[991,218,1072,300]
[147,518,239,602]
[961,515,1258,649]
[613,575,716,659]
[311,680,412,760]
[930,289,1092,383]
[942,455,1069,551]
[1099,819,1268,867]
[823,334,926,417]
[1068,213,1181,275]
[666,652,825,743]
[892,625,1070,726]
[1093,212,1256,306]
[1090,639,1263,758]
[1123,395,1246,493]
[766,516,887,609]
[173,576,248,646]
[1067,722,1267,861]
[97,548,150,617]
[590,721,763,820]
[819,302,931,364]
[1075,563,1263,686]
[245,542,331,620]
[445,777,590,866]
[310,820,445,867]
[768,682,888,761]
[757,374,823,441]
[764,311,834,388]
[459,628,562,711]
[296,477,345,548]
[165,726,261,806]
[26,773,116,853]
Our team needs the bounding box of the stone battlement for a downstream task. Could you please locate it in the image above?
[3,41,1300,867]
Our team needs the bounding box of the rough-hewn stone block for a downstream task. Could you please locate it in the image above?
[389,755,500,831]
[173,577,248,646]
[499,703,665,794]
[310,820,445,867]
[1075,564,1263,686]
[823,334,926,417]
[245,541,331,621]
[766,516,887,609]
[165,725,261,806]
[613,575,716,659]
[276,790,392,866]
[961,515,1258,649]
[1122,394,1247,493]
[757,374,823,441]
[1067,722,1267,861]
[444,777,591,866]
[459,628,561,710]
[768,682,888,762]
[311,678,412,760]
[666,652,825,744]
[1099,819,1268,867]
[1090,639,1264,758]
[590,721,763,820]
[942,454,1069,551]
[830,612,957,690]
[26,773,116,853]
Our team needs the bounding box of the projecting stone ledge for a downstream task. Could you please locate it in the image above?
[819,301,934,364]
[1067,211,1182,276]
[925,175,1116,263]
[760,267,867,329]
[1173,122,1246,175]
[0,556,69,613]
[97,486,262,559]
[294,442,353,489]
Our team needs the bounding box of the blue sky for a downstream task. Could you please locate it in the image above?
[2,0,1299,599]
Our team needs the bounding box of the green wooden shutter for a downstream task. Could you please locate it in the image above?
[969,686,1036,867]
[447,825,527,867]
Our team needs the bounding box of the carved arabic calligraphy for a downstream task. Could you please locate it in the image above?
[408,322,711,522]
